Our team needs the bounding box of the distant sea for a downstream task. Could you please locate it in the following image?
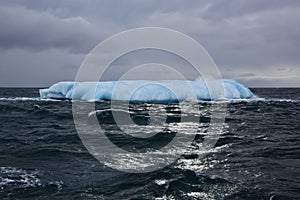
[0,88,299,199]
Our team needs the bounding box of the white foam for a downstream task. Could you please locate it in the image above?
[0,167,41,188]
[88,108,134,117]
[0,97,60,101]
[154,179,168,186]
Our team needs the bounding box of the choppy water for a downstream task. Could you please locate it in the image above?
[0,88,299,199]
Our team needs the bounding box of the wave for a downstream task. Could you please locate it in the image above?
[0,167,41,188]
[0,97,60,101]
[0,167,63,192]
[1,96,299,103]
[0,96,300,104]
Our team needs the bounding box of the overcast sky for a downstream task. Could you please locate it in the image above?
[0,0,299,87]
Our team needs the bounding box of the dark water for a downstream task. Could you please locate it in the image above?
[0,88,299,199]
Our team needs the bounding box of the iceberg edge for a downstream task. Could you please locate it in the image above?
[39,80,254,103]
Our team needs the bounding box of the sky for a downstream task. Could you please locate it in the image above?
[0,0,299,87]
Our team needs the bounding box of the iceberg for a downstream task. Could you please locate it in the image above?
[39,79,254,102]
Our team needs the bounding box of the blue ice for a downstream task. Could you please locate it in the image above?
[39,79,254,102]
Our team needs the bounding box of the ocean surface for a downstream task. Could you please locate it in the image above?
[0,88,299,200]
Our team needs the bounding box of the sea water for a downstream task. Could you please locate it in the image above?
[0,88,299,199]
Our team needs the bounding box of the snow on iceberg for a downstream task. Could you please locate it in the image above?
[39,79,254,102]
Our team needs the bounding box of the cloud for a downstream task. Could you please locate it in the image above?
[0,5,103,53]
[0,48,84,87]
[239,73,256,77]
[221,64,300,87]
[0,0,299,87]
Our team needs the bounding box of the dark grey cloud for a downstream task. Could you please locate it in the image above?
[0,0,299,87]
[202,0,300,19]
[0,5,104,53]
[0,48,84,87]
